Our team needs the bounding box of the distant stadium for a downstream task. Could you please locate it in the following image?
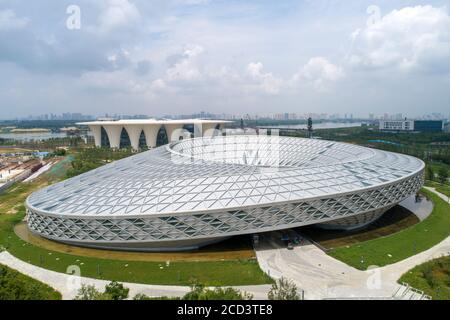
[26,135,424,251]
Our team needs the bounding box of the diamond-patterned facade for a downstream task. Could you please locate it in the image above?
[26,136,424,249]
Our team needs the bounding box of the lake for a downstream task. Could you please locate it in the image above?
[259,122,362,130]
[0,132,69,141]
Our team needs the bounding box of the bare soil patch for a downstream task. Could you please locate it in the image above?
[14,222,256,262]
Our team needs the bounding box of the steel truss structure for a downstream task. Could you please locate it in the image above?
[26,136,424,251]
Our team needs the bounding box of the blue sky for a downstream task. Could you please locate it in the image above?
[0,0,449,118]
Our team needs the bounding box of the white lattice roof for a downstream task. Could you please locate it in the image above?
[27,136,424,217]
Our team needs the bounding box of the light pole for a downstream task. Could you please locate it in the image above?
[307,117,313,139]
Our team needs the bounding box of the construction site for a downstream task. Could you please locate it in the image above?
[0,148,56,193]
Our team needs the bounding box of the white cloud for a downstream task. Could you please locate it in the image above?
[183,45,204,58]
[349,5,450,73]
[151,78,167,90]
[246,62,282,94]
[80,44,206,95]
[179,0,210,5]
[166,45,204,81]
[303,57,345,82]
[293,57,345,92]
[0,9,29,30]
[107,49,132,69]
[97,0,141,33]
[80,69,149,94]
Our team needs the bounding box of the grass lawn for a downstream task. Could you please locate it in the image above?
[399,256,449,300]
[425,180,450,198]
[0,263,61,300]
[0,147,32,153]
[328,189,450,270]
[0,159,273,287]
[1,212,271,286]
[428,161,450,176]
[299,205,420,250]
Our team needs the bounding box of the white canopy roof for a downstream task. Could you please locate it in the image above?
[77,119,231,126]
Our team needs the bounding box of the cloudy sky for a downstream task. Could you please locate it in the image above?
[0,0,449,119]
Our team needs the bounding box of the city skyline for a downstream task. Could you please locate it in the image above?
[3,111,449,122]
[1,1,450,118]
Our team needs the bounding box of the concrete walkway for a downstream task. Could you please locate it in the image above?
[23,161,55,182]
[0,250,271,300]
[255,233,449,299]
[0,188,448,300]
[424,186,450,203]
[399,194,433,221]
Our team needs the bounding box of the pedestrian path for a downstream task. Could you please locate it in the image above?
[255,233,449,299]
[424,187,449,203]
[0,250,271,300]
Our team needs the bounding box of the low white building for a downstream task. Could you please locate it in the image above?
[379,120,414,131]
[77,119,231,150]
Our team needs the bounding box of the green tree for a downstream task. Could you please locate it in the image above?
[426,166,434,181]
[104,280,129,300]
[267,277,301,300]
[66,147,134,178]
[56,149,66,156]
[74,284,111,300]
[183,284,253,300]
[0,264,61,300]
[133,293,152,300]
[422,266,437,288]
[133,293,179,300]
[438,167,448,184]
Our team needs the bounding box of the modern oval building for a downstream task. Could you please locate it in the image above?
[26,135,424,251]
